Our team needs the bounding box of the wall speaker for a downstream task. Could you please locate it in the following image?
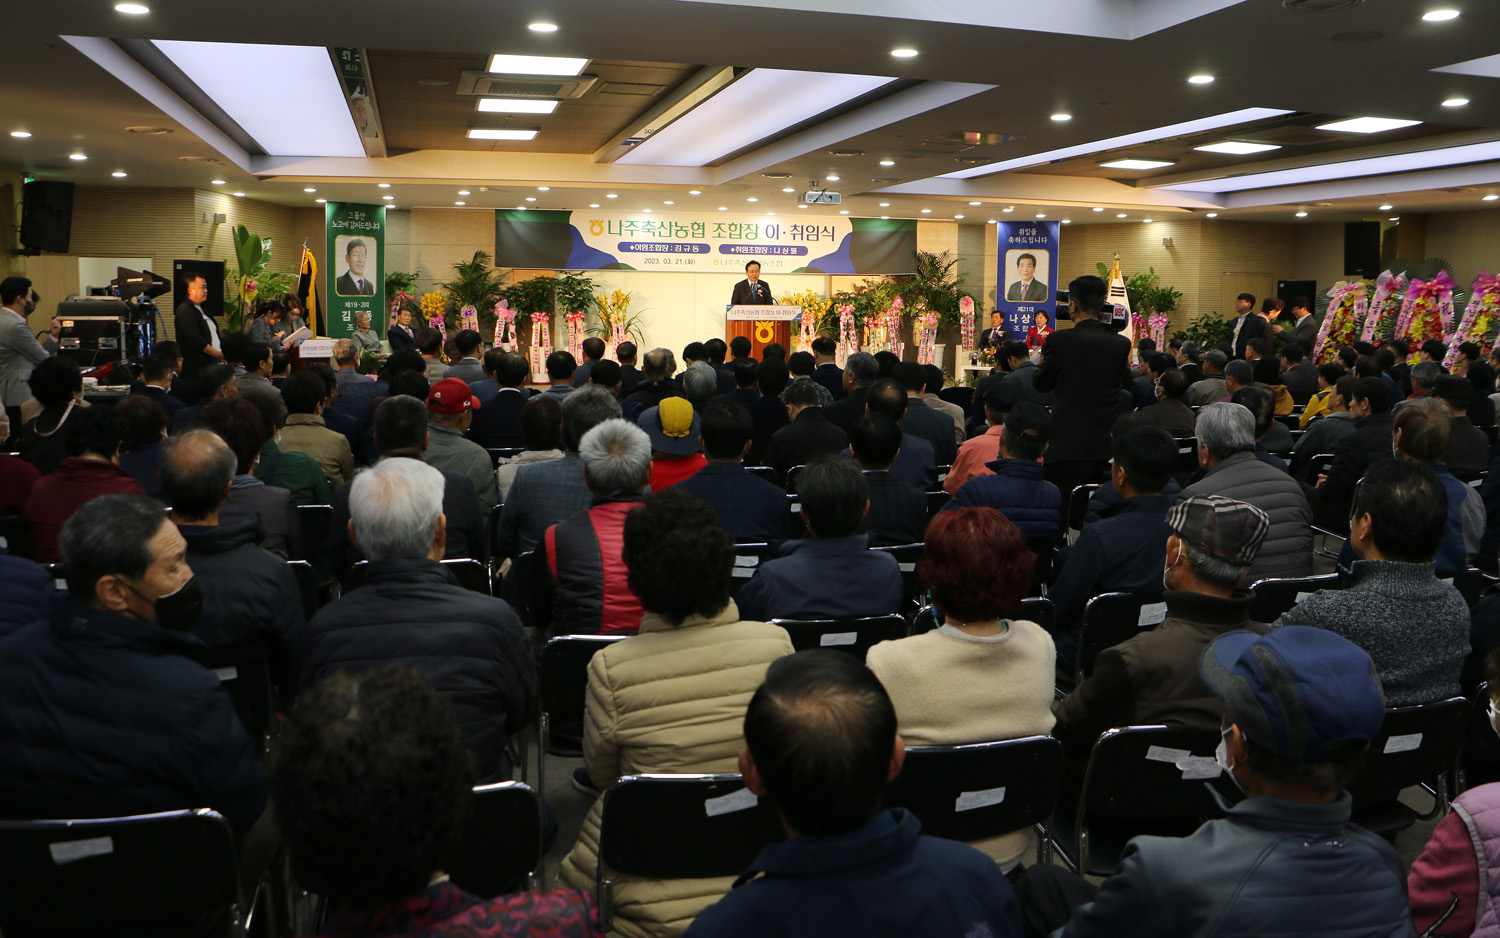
[20,181,74,254]
[1343,221,1380,277]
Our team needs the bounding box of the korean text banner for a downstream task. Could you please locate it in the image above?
[996,220,1060,340]
[325,202,385,340]
[495,210,916,274]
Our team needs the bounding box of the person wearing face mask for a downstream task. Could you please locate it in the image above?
[1019,627,1411,938]
[0,494,267,835]
[0,275,50,441]
[1054,495,1270,759]
[21,406,146,564]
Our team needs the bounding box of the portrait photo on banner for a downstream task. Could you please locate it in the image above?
[1004,248,1051,305]
[334,235,377,297]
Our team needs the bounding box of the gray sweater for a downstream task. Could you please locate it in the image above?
[1273,559,1469,706]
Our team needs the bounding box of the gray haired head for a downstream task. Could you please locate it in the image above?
[59,494,170,603]
[1196,402,1256,460]
[843,352,878,388]
[684,361,718,404]
[1224,359,1254,386]
[580,418,652,495]
[561,385,623,450]
[349,457,445,561]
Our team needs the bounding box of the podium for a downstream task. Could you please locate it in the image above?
[726,305,800,359]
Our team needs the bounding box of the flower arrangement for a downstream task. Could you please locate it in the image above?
[1313,280,1368,365]
[493,299,516,349]
[836,304,857,367]
[565,311,586,361]
[1148,311,1168,349]
[916,311,940,366]
[887,296,904,359]
[591,288,640,353]
[959,296,975,352]
[1395,271,1456,362]
[780,289,831,350]
[529,311,551,377]
[458,305,479,333]
[419,292,445,325]
[1446,273,1500,369]
[1361,270,1407,344]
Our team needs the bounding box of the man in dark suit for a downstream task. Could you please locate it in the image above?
[571,336,606,388]
[703,338,736,395]
[747,356,791,466]
[727,335,758,370]
[1280,342,1320,406]
[616,341,644,396]
[809,337,846,401]
[173,275,224,381]
[894,362,958,466]
[1276,296,1318,349]
[730,260,774,306]
[588,359,642,424]
[863,377,938,491]
[467,351,529,448]
[761,380,848,484]
[335,239,375,296]
[979,311,1009,352]
[714,359,761,409]
[1034,274,1133,499]
[676,402,790,543]
[129,350,186,419]
[825,351,877,432]
[850,413,928,547]
[1229,293,1266,360]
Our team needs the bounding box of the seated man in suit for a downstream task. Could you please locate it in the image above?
[714,359,761,409]
[571,336,606,388]
[850,413,928,547]
[735,457,902,622]
[441,329,486,386]
[979,310,1009,352]
[762,379,848,485]
[894,362,958,466]
[677,402,790,543]
[810,337,846,401]
[129,350,186,418]
[589,358,642,424]
[946,402,1063,543]
[467,351,529,449]
[864,378,938,491]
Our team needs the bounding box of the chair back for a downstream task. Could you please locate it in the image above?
[512,550,550,631]
[1448,568,1497,608]
[744,465,777,484]
[1246,574,1340,623]
[1026,539,1060,596]
[292,504,333,563]
[907,597,1054,636]
[1304,453,1338,483]
[936,464,954,487]
[1173,438,1199,478]
[884,736,1064,841]
[871,542,925,611]
[728,542,777,596]
[926,490,952,517]
[1347,697,1469,808]
[286,559,318,620]
[0,513,25,555]
[209,657,274,752]
[486,447,523,469]
[0,809,241,938]
[598,774,781,880]
[1066,484,1101,535]
[540,635,629,755]
[1273,414,1299,433]
[1079,726,1226,821]
[448,781,542,898]
[785,464,810,492]
[490,503,505,558]
[769,615,909,659]
[1077,591,1166,683]
[441,558,492,596]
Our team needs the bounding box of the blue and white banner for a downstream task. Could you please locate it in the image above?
[996,221,1060,342]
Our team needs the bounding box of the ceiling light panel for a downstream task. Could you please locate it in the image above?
[1161,138,1500,193]
[616,68,895,167]
[151,40,363,157]
[1315,117,1423,134]
[1194,141,1282,155]
[1100,158,1176,170]
[487,53,589,76]
[468,128,539,140]
[477,98,558,114]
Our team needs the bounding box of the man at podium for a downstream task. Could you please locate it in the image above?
[730,260,775,306]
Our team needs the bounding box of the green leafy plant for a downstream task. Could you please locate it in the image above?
[438,251,507,332]
[829,277,901,335]
[555,270,599,317]
[900,250,976,328]
[1170,312,1232,349]
[225,223,272,332]
[384,269,422,298]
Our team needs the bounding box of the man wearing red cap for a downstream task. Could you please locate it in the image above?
[424,377,498,509]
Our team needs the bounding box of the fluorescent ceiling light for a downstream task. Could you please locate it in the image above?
[1316,117,1422,134]
[377,183,390,188]
[69,153,88,161]
[1194,141,1282,155]
[111,171,127,177]
[458,190,470,195]
[1051,113,1071,122]
[303,187,316,193]
[477,98,558,114]
[315,198,326,203]
[1187,74,1214,84]
[152,40,363,158]
[1100,158,1176,170]
[467,128,539,140]
[616,68,894,167]
[211,179,225,185]
[1205,212,1218,217]
[941,107,1291,178]
[589,203,600,208]
[455,201,466,206]
[527,22,559,32]
[879,159,896,166]
[1295,210,1308,217]
[826,174,840,181]
[1442,97,1470,107]
[487,53,588,76]
[1161,138,1500,193]
[1092,206,1103,212]
[114,3,149,13]
[1485,194,1499,201]
[9,130,31,138]
[890,48,918,58]
[1423,9,1460,21]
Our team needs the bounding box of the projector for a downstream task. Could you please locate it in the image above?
[801,190,841,205]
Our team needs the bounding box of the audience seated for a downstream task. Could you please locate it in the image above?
[735,457,901,621]
[441,329,486,385]
[0,495,266,832]
[762,379,849,484]
[1434,375,1490,479]
[543,350,577,400]
[686,650,1022,938]
[1252,355,1294,416]
[588,358,642,423]
[624,347,682,410]
[558,490,795,937]
[1468,361,1496,427]
[1280,342,1319,406]
[467,350,530,449]
[894,362,959,465]
[809,336,845,401]
[416,329,447,382]
[129,349,186,419]
[0,411,40,518]
[170,362,238,434]
[276,370,356,487]
[824,351,877,431]
[786,351,835,408]
[497,386,621,559]
[1290,374,1358,479]
[197,398,298,556]
[1185,349,1229,406]
[423,377,500,509]
[246,392,333,507]
[304,361,364,462]
[683,361,720,414]
[496,395,564,501]
[866,507,1055,871]
[1299,362,1346,428]
[746,356,791,465]
[923,364,966,444]
[946,402,1063,543]
[1057,495,1270,754]
[945,381,1007,494]
[676,402,789,542]
[467,347,505,400]
[1117,368,1195,439]
[850,413,928,546]
[1180,402,1312,582]
[567,336,604,388]
[115,394,170,503]
[1228,386,1290,471]
[1279,456,1468,706]
[1380,397,1482,577]
[1049,426,1177,673]
[1398,360,1442,411]
[540,419,649,636]
[865,377,939,491]
[18,356,84,475]
[1306,376,1395,533]
[297,457,535,781]
[328,338,388,435]
[640,398,707,489]
[617,341,644,395]
[713,358,761,410]
[22,406,146,564]
[993,340,1051,415]
[1019,628,1407,938]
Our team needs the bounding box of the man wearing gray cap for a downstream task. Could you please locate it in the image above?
[1056,495,1271,748]
[1021,627,1415,938]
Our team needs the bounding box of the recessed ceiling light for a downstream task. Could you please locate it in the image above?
[1142,218,1153,223]
[606,193,617,198]
[1316,116,1422,134]
[1379,203,1394,210]
[69,153,88,161]
[517,206,527,210]
[839,210,850,214]
[466,128,539,140]
[798,204,808,209]
[303,187,316,193]
[688,190,702,195]
[878,159,896,166]
[1206,212,1219,217]
[111,171,127,178]
[454,201,466,206]
[114,2,150,13]
[879,202,890,207]
[382,195,394,200]
[487,53,588,76]
[211,179,225,185]
[1051,113,1072,122]
[968,201,982,206]
[1194,141,1282,154]
[643,208,653,213]
[1002,206,1014,213]
[233,192,245,197]
[825,175,840,181]
[588,203,599,208]
[1295,210,1309,217]
[315,198,326,203]
[954,214,964,219]
[1423,9,1460,21]
[9,130,31,138]
[377,183,391,188]
[988,219,997,224]
[527,22,559,32]
[1061,219,1071,224]
[1443,97,1470,107]
[747,197,759,202]
[718,206,728,211]
[1099,158,1176,170]
[537,186,550,191]
[664,200,675,205]
[890,48,918,58]
[525,197,536,202]
[1092,206,1104,212]
[458,190,470,195]
[1116,213,1127,218]
[920,208,931,213]
[766,212,775,216]
[782,187,795,193]
[1484,194,1499,201]
[881,215,890,220]
[1035,212,1046,218]
[1389,216,1400,221]
[1187,74,1215,84]
[476,99,559,114]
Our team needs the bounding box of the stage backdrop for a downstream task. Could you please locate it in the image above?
[996,220,1060,340]
[324,202,386,339]
[495,210,916,275]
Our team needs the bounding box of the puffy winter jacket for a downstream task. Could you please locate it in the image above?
[1410,781,1500,938]
[945,458,1063,542]
[1179,450,1313,582]
[295,558,537,781]
[0,554,53,638]
[542,494,645,637]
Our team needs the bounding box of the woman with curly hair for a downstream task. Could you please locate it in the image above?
[864,506,1056,874]
[274,664,601,937]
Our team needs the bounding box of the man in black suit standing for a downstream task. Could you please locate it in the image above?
[851,413,928,547]
[1229,292,1265,360]
[467,351,530,448]
[730,260,774,306]
[172,274,223,381]
[809,337,846,401]
[978,310,1009,351]
[335,239,375,296]
[1034,275,1133,499]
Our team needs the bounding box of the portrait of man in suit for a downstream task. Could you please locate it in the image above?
[1005,251,1049,303]
[336,237,376,297]
[730,260,774,306]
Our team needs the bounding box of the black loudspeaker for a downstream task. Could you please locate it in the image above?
[1277,280,1316,309]
[171,259,226,320]
[20,181,74,253]
[1344,222,1381,277]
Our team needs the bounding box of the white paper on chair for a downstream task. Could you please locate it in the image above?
[50,837,113,864]
[820,632,857,647]
[733,556,759,567]
[213,666,238,682]
[1176,756,1221,779]
[1145,746,1191,764]
[955,787,1007,812]
[1294,592,1313,603]
[1383,733,1423,754]
[704,788,759,817]
[1137,603,1168,627]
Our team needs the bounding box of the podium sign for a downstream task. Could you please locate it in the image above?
[726,306,800,360]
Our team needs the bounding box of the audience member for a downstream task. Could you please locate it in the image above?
[440,329,485,385]
[686,651,1022,938]
[468,347,505,400]
[1117,367,1195,438]
[624,347,681,410]
[617,341,644,395]
[296,457,535,780]
[1386,397,1483,577]
[0,551,51,638]
[1306,376,1395,533]
[922,364,966,444]
[1186,349,1230,406]
[589,359,642,423]
[1467,361,1497,426]
[197,398,298,556]
[849,413,928,546]
[1228,385,1291,471]
[1280,342,1319,405]
[1434,374,1490,478]
[130,350,186,418]
[824,351,878,431]
[423,377,499,508]
[568,336,606,388]
[416,328,446,382]
[328,338,388,434]
[727,335,756,368]
[865,377,939,491]
[247,392,333,507]
[1290,375,1358,479]
[676,402,789,542]
[946,402,1062,542]
[496,395,564,501]
[115,394,170,503]
[1299,362,1346,428]
[893,362,959,465]
[22,406,145,563]
[703,337,735,395]
[714,358,760,410]
[1251,354,1294,416]
[945,381,1007,494]
[1400,359,1442,410]
[762,379,848,484]
[807,336,845,401]
[638,396,707,490]
[18,355,84,474]
[682,360,720,413]
[467,350,529,449]
[559,490,794,936]
[994,340,1051,414]
[302,362,362,459]
[171,362,239,434]
[746,356,791,465]
[235,340,285,421]
[544,350,578,399]
[278,370,356,486]
[0,411,40,518]
[1174,339,1203,383]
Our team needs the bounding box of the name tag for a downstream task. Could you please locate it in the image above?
[1137,602,1167,627]
[50,837,113,864]
[820,632,857,647]
[704,788,759,817]
[955,787,1007,812]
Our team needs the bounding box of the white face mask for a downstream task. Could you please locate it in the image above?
[1215,728,1244,793]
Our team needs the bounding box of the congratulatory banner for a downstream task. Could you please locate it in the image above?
[324,202,386,340]
[496,210,916,275]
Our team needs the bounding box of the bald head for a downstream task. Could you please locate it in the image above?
[159,429,237,523]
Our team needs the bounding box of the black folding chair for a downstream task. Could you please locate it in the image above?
[596,774,783,931]
[490,503,505,574]
[768,615,909,659]
[286,559,318,620]
[536,635,629,797]
[744,465,777,484]
[207,657,275,759]
[448,781,543,898]
[1065,484,1101,541]
[0,513,25,556]
[345,558,491,596]
[785,464,810,492]
[1348,697,1469,835]
[786,492,808,538]
[292,504,333,564]
[1172,438,1199,482]
[0,808,247,938]
[1448,568,1498,608]
[1026,538,1062,596]
[1076,592,1166,685]
[885,736,1064,855]
[728,542,776,597]
[908,597,1055,636]
[1246,573,1340,623]
[486,447,524,470]
[1049,726,1227,876]
[871,543,925,612]
[936,464,954,487]
[512,550,553,633]
[926,490,951,517]
[1273,414,1299,433]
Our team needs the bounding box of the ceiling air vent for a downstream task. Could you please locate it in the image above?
[597,82,665,96]
[828,149,865,157]
[457,70,597,98]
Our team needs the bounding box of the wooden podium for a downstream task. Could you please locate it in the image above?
[726,305,800,359]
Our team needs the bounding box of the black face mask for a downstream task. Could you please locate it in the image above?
[127,577,204,631]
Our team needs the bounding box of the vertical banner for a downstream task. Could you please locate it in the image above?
[324,202,384,340]
[996,221,1060,344]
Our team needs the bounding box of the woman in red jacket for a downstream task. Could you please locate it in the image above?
[1025,310,1053,352]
